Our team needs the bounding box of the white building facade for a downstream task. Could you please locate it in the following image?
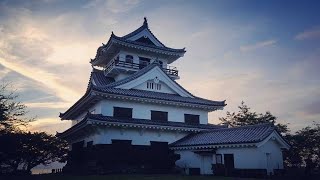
[58,18,289,177]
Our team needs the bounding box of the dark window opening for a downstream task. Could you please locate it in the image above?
[184,114,200,124]
[125,55,133,63]
[154,60,163,67]
[150,141,169,150]
[151,110,168,121]
[139,57,150,69]
[113,107,132,119]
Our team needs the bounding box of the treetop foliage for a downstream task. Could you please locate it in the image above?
[219,101,289,134]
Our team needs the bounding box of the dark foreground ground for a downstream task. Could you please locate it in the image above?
[0,174,251,180]
[1,174,320,180]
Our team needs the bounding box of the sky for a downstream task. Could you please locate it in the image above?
[0,0,320,134]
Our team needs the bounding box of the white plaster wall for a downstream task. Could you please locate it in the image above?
[175,139,284,175]
[175,150,213,175]
[71,104,102,126]
[216,147,264,169]
[216,139,284,173]
[99,99,208,124]
[132,81,177,94]
[175,150,202,169]
[72,127,188,146]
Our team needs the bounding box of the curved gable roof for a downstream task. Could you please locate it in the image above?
[121,17,166,47]
[106,63,194,97]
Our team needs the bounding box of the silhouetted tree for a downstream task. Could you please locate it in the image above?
[0,83,68,174]
[284,123,320,169]
[0,131,68,174]
[219,101,289,134]
[0,83,33,132]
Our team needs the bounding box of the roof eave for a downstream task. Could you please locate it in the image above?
[92,89,225,111]
[170,142,258,150]
[91,37,186,67]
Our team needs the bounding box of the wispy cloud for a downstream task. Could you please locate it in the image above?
[240,39,277,52]
[295,26,320,40]
[28,118,72,134]
[0,57,80,103]
[25,102,70,109]
[83,0,141,13]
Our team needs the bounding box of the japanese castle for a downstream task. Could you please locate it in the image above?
[58,18,290,176]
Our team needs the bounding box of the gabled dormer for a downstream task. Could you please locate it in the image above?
[90,18,185,81]
[122,17,166,48]
[110,63,193,97]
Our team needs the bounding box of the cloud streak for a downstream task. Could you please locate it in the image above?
[240,39,277,52]
[0,57,80,103]
[295,26,320,40]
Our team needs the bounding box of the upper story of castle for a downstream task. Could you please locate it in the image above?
[59,18,226,122]
[90,17,186,81]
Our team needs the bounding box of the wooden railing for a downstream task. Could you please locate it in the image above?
[105,59,179,77]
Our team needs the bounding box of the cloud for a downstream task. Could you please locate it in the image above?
[25,102,70,109]
[0,57,81,103]
[28,118,72,134]
[295,26,320,40]
[83,0,141,13]
[240,39,277,52]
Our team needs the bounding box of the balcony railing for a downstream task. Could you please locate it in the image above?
[105,58,178,77]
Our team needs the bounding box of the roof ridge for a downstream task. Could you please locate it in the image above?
[120,17,168,48]
[202,123,274,133]
[170,123,276,147]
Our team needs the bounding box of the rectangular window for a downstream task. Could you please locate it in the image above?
[151,110,168,121]
[216,154,222,164]
[184,114,200,124]
[113,107,132,119]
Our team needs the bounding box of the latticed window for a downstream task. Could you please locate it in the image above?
[151,110,168,121]
[184,114,200,124]
[113,107,132,119]
[147,81,161,90]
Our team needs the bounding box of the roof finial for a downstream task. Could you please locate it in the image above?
[143,17,148,26]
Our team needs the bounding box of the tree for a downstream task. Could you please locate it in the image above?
[219,101,289,134]
[0,83,33,132]
[0,131,69,174]
[0,83,69,174]
[284,123,320,168]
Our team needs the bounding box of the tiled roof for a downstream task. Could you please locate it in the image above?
[57,113,226,139]
[87,114,225,130]
[170,123,275,147]
[61,65,225,119]
[104,63,190,96]
[88,64,225,107]
[112,34,186,53]
[91,69,115,86]
[92,86,225,107]
[91,18,185,65]
[105,63,159,88]
[121,17,166,48]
